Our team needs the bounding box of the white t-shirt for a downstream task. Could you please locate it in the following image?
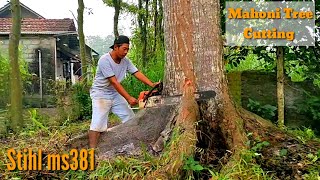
[90,53,138,99]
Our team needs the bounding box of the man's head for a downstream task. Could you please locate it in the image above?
[110,35,130,59]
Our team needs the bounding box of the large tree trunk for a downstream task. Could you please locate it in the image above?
[77,0,87,84]
[9,0,23,132]
[67,0,320,179]
[162,0,247,151]
[70,0,247,161]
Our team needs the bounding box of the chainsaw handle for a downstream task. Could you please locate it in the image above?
[143,82,163,102]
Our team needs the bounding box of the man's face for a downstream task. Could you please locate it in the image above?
[115,43,129,59]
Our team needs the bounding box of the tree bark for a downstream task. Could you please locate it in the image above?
[9,0,23,132]
[162,0,247,151]
[158,0,164,45]
[148,79,200,179]
[77,0,87,84]
[138,0,149,66]
[276,46,285,129]
[112,0,120,37]
[152,0,158,53]
[141,0,149,67]
[68,105,176,158]
[67,1,320,179]
[70,0,247,163]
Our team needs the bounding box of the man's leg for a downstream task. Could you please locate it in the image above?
[111,94,135,123]
[89,98,112,148]
[88,130,101,148]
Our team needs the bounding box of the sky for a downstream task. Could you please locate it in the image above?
[0,0,133,37]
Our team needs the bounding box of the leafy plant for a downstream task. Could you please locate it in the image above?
[285,60,308,82]
[55,81,91,123]
[209,149,273,180]
[226,52,275,72]
[247,98,277,120]
[0,48,31,109]
[279,149,288,157]
[301,95,320,121]
[71,83,92,121]
[28,109,51,134]
[183,156,205,172]
[122,55,165,98]
[251,141,270,152]
[289,127,318,143]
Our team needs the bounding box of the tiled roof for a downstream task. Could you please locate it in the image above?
[0,18,76,34]
[0,2,44,18]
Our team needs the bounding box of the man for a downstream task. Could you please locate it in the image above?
[89,35,157,148]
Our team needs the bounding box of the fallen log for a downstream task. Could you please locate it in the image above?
[67,104,176,158]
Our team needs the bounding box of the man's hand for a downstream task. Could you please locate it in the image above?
[133,72,160,88]
[152,82,161,88]
[127,96,138,106]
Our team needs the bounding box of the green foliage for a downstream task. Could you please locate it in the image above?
[210,135,272,179]
[71,83,92,121]
[122,48,165,98]
[27,108,51,135]
[313,74,320,88]
[246,133,270,156]
[90,152,158,179]
[224,47,250,67]
[247,98,277,121]
[302,170,320,180]
[289,127,318,143]
[285,60,308,82]
[55,82,91,123]
[279,149,288,157]
[226,52,275,72]
[103,0,138,14]
[251,141,270,152]
[0,114,91,179]
[210,150,272,180]
[62,170,89,179]
[297,95,320,126]
[284,46,320,87]
[0,48,31,109]
[303,152,320,180]
[183,156,204,172]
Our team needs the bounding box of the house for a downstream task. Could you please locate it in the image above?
[0,2,99,95]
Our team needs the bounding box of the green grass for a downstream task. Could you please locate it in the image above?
[1,112,319,179]
[288,127,320,144]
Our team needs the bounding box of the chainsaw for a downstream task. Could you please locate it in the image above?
[137,82,216,109]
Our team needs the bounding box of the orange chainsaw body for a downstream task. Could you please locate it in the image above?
[138,90,160,108]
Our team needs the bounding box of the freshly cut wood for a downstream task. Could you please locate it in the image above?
[67,105,176,158]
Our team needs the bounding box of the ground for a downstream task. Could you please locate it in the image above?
[0,107,319,179]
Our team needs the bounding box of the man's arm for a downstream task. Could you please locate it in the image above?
[108,76,138,105]
[133,71,156,87]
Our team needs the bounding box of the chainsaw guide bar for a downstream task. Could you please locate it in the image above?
[140,91,216,108]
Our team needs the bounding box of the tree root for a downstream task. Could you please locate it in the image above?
[146,78,200,179]
[66,90,320,179]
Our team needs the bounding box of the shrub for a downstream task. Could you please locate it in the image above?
[0,49,31,109]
